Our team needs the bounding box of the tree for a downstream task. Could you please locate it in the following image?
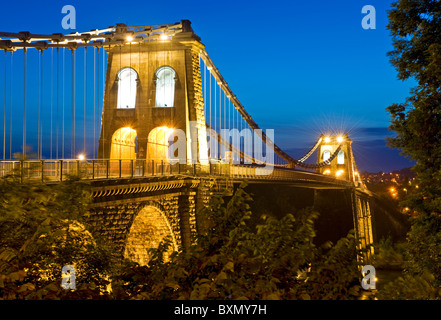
[385,0,441,296]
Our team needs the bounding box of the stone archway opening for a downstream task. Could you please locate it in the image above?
[147,126,174,160]
[123,206,178,266]
[110,127,137,159]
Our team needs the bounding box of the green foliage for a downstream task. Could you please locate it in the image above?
[112,182,363,300]
[373,237,405,270]
[0,176,363,300]
[0,175,114,300]
[384,0,441,299]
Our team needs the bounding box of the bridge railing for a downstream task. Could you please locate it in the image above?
[0,159,195,182]
[0,159,353,186]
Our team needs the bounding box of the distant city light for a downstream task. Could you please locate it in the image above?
[78,154,85,160]
[126,35,134,42]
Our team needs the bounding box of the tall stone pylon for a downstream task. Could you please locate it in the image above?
[98,20,208,166]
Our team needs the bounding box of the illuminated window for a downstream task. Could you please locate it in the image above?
[117,68,138,109]
[155,66,176,108]
[337,150,345,164]
[323,150,331,162]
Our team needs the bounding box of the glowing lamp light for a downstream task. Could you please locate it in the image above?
[335,169,344,177]
[323,169,331,175]
[78,154,85,161]
[324,137,331,143]
[126,35,134,42]
[160,33,168,40]
[337,136,344,143]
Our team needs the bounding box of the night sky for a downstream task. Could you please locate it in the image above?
[0,0,416,172]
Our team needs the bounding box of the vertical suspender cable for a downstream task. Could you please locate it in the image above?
[205,60,208,161]
[219,85,222,160]
[93,47,96,159]
[9,51,12,159]
[84,47,87,155]
[38,50,41,159]
[119,46,121,159]
[3,51,6,160]
[209,69,211,140]
[229,99,232,155]
[39,50,43,159]
[214,74,216,139]
[62,47,65,159]
[41,50,44,159]
[23,48,27,158]
[102,47,106,159]
[223,91,226,133]
[72,49,75,158]
[56,48,59,159]
[50,48,53,159]
[96,47,100,159]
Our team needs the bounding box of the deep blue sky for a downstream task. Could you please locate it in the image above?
[0,0,416,172]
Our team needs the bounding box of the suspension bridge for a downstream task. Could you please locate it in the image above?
[0,20,375,264]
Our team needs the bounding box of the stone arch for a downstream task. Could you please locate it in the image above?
[123,204,178,266]
[110,127,137,159]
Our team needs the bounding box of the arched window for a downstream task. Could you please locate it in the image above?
[155,66,176,108]
[337,150,345,164]
[323,150,331,162]
[117,68,137,109]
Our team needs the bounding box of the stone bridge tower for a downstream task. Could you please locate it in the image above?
[98,20,208,166]
[316,133,357,182]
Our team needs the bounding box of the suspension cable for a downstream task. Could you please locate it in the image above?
[84,47,87,155]
[39,49,43,159]
[72,49,75,158]
[9,51,12,159]
[50,48,53,159]
[23,48,26,158]
[56,47,59,159]
[3,50,6,160]
[62,47,65,159]
[93,47,96,159]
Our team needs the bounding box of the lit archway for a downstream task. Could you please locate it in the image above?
[147,126,174,160]
[110,127,137,159]
[124,206,178,266]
